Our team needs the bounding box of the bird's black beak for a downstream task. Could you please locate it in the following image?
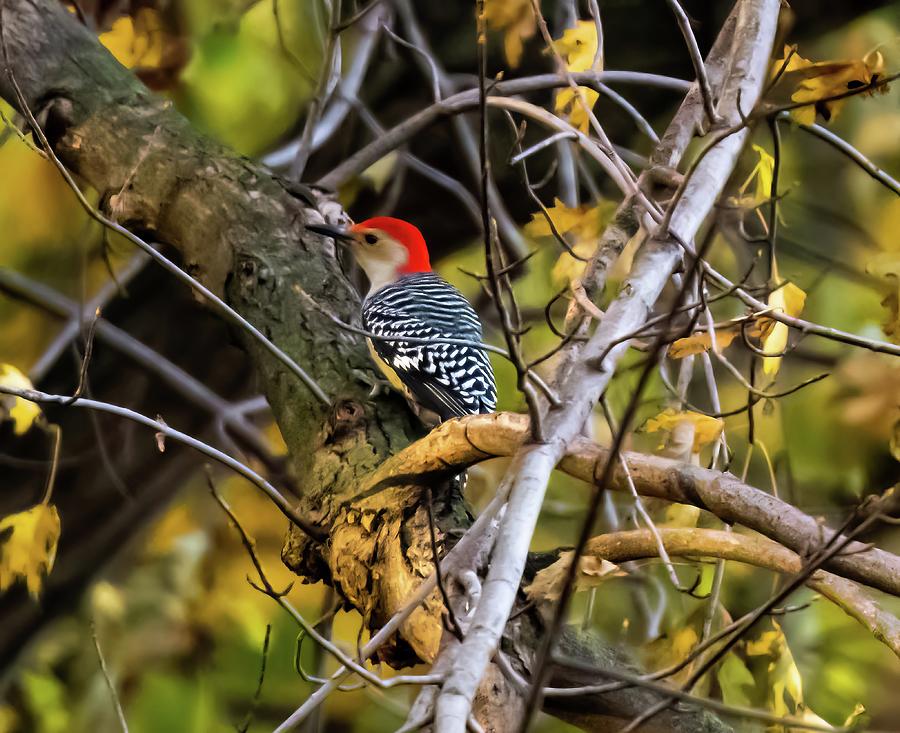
[306,223,354,245]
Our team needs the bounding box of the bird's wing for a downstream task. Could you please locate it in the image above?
[363,279,496,419]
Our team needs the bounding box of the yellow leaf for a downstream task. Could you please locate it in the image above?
[90,580,126,621]
[0,704,19,733]
[483,0,536,68]
[0,364,41,435]
[867,252,900,344]
[551,21,600,132]
[524,551,624,605]
[717,654,756,708]
[843,703,868,728]
[737,144,776,207]
[525,199,616,286]
[743,619,832,722]
[554,87,600,132]
[552,21,600,72]
[745,628,780,657]
[645,408,724,454]
[0,504,61,598]
[762,277,807,376]
[524,198,600,238]
[641,626,700,686]
[669,328,738,358]
[772,45,889,125]
[550,237,595,287]
[661,503,700,528]
[361,151,399,193]
[99,8,165,69]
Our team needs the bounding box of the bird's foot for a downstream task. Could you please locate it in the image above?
[352,368,392,398]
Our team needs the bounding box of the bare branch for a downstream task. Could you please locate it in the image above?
[318,70,691,189]
[432,3,779,729]
[580,528,900,658]
[784,112,900,196]
[0,384,326,541]
[665,0,720,125]
[357,412,900,598]
[0,25,331,405]
[91,622,129,733]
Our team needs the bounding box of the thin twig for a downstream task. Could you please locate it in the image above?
[624,495,897,730]
[0,385,326,541]
[273,493,508,731]
[0,29,331,406]
[431,5,779,725]
[237,625,271,733]
[551,653,847,733]
[207,472,443,693]
[600,397,688,592]
[426,488,465,640]
[318,70,691,189]
[289,0,342,180]
[333,0,381,32]
[476,2,545,440]
[784,112,900,196]
[665,0,720,126]
[63,307,100,405]
[0,266,278,467]
[91,622,129,733]
[292,286,559,404]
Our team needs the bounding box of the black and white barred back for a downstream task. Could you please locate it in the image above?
[363,272,497,421]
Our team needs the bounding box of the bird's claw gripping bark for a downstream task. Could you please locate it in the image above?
[351,368,392,398]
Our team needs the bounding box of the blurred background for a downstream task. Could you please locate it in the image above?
[0,0,898,731]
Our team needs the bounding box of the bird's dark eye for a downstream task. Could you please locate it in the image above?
[364,233,378,245]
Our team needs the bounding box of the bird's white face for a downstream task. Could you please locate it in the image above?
[348,227,409,294]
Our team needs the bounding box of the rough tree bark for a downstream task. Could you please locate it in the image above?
[0,0,433,666]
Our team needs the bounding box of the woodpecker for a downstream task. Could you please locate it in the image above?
[307,216,496,424]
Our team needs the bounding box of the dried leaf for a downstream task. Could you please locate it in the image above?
[524,550,624,604]
[644,408,724,454]
[0,504,61,598]
[0,364,41,435]
[771,45,889,125]
[483,0,535,68]
[155,414,168,453]
[669,328,738,358]
[836,354,900,450]
[761,277,807,376]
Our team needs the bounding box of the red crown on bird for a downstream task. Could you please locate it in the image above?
[351,217,431,274]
